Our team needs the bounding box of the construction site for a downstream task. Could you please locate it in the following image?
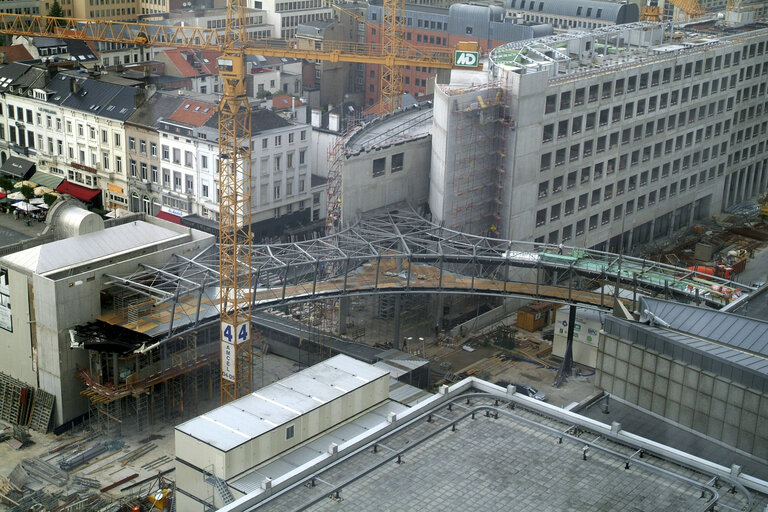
[1,193,767,509]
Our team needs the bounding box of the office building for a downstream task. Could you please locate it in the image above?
[430,22,768,252]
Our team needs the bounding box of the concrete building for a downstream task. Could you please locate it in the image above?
[174,357,768,511]
[174,354,391,510]
[430,22,768,251]
[295,13,366,108]
[332,103,433,223]
[504,0,639,31]
[0,0,41,15]
[247,55,303,99]
[155,7,274,40]
[256,0,334,39]
[0,208,214,428]
[364,1,553,108]
[596,296,768,460]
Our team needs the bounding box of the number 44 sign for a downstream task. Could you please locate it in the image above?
[222,321,251,344]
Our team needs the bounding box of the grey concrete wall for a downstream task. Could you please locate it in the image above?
[596,331,768,459]
[342,137,431,222]
[0,269,37,386]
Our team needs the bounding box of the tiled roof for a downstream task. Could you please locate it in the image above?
[161,49,220,78]
[271,94,303,111]
[126,92,188,129]
[0,45,33,63]
[167,99,217,127]
[204,107,291,133]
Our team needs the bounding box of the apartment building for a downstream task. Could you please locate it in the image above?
[296,16,365,107]
[430,22,768,253]
[0,63,146,210]
[124,91,187,216]
[247,55,303,99]
[154,49,222,95]
[365,2,551,107]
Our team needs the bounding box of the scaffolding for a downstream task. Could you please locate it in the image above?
[79,326,224,436]
[449,84,506,236]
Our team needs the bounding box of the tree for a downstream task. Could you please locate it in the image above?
[20,185,34,201]
[43,193,58,207]
[0,177,13,193]
[48,0,64,18]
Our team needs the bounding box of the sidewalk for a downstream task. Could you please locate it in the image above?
[0,208,47,248]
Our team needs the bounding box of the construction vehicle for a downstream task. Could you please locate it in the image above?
[0,6,481,405]
[686,264,734,280]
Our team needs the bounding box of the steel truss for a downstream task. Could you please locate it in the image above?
[97,209,755,348]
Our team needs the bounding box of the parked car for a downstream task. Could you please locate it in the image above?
[511,382,547,401]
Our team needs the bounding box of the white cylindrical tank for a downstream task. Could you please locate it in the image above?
[45,199,105,239]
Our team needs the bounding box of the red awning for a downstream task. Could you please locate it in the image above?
[0,192,6,200]
[56,181,101,202]
[156,210,182,224]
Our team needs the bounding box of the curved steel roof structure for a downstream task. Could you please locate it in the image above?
[89,209,755,345]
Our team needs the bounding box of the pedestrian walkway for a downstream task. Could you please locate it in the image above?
[0,208,46,248]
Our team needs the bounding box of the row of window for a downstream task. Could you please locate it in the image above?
[535,166,723,230]
[372,153,405,177]
[541,116,739,176]
[6,104,124,148]
[543,55,768,118]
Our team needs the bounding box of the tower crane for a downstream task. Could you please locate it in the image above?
[0,4,481,405]
[640,0,704,21]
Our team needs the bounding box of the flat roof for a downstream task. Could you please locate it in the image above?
[346,104,433,153]
[243,381,766,511]
[0,221,188,277]
[176,355,389,452]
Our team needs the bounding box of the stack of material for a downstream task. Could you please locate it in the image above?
[27,389,55,433]
[0,373,33,426]
[19,458,69,487]
[59,443,108,471]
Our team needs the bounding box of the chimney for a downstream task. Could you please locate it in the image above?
[71,79,82,94]
[134,89,146,108]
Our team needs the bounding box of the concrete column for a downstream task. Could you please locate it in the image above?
[689,201,696,225]
[649,218,656,243]
[338,297,349,335]
[393,294,402,350]
[737,168,746,203]
[555,305,577,387]
[668,209,676,237]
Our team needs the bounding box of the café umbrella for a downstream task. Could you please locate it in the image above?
[15,201,40,213]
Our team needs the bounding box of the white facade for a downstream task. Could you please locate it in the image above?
[153,106,319,230]
[248,58,303,98]
[2,74,136,209]
[255,0,333,38]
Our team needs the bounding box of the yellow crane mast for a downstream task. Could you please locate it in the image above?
[0,7,481,404]
[641,0,704,21]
